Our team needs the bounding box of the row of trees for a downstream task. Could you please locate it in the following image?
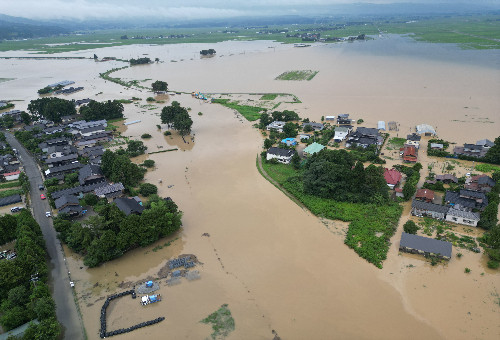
[54,196,182,267]
[302,149,389,204]
[160,101,193,136]
[27,97,76,123]
[79,100,124,121]
[129,57,151,65]
[258,110,300,129]
[0,211,60,338]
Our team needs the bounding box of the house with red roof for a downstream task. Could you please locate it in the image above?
[415,188,435,203]
[383,168,402,189]
[401,145,418,162]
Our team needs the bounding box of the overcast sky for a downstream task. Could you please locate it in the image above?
[2,0,499,21]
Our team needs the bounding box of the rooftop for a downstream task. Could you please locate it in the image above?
[303,142,325,155]
[400,232,452,258]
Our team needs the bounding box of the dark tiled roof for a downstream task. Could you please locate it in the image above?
[114,197,144,216]
[46,162,83,175]
[444,191,476,209]
[51,181,108,199]
[267,147,295,158]
[0,194,22,207]
[45,154,78,164]
[406,133,421,141]
[94,183,125,197]
[59,205,83,215]
[78,164,104,185]
[55,195,80,209]
[411,200,449,214]
[460,189,487,200]
[400,232,452,258]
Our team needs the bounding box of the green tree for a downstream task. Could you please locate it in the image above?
[264,138,273,149]
[283,122,298,138]
[34,296,56,320]
[27,98,76,123]
[139,183,158,197]
[291,153,301,169]
[151,80,168,92]
[160,101,183,126]
[0,215,18,244]
[173,110,193,136]
[484,136,500,164]
[20,111,32,125]
[142,159,155,168]
[403,220,419,234]
[79,100,124,121]
[126,140,147,157]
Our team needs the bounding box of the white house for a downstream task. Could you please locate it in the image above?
[446,209,480,227]
[266,147,295,164]
[266,121,286,133]
[333,126,351,142]
[325,116,336,121]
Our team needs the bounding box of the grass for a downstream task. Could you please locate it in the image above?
[261,160,403,268]
[115,99,133,104]
[0,181,21,189]
[152,237,179,252]
[275,70,318,81]
[211,99,265,121]
[388,137,406,148]
[201,304,235,340]
[475,163,500,173]
[259,94,278,100]
[0,188,23,198]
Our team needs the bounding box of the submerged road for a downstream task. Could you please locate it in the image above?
[5,132,84,340]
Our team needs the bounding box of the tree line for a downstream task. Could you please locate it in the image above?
[0,211,60,338]
[54,196,182,267]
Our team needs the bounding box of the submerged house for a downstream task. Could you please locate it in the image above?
[266,121,285,133]
[333,126,351,143]
[114,197,144,216]
[401,145,418,162]
[465,175,496,193]
[411,200,449,220]
[415,124,436,136]
[399,232,452,260]
[445,208,480,227]
[415,189,435,203]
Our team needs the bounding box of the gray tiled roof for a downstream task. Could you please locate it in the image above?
[447,208,480,221]
[411,200,449,214]
[94,183,124,196]
[400,232,452,258]
[267,147,295,158]
[55,195,80,209]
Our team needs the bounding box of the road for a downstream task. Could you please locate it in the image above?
[5,132,85,340]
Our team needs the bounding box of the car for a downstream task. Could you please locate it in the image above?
[39,185,45,190]
[40,194,46,200]
[10,207,22,213]
[70,281,75,288]
[45,212,51,217]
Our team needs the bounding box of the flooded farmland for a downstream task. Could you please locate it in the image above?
[1,36,499,339]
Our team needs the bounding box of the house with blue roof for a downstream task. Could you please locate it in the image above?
[281,138,297,146]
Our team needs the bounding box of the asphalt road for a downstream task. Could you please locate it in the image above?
[5,132,84,340]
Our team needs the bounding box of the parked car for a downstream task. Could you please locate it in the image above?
[70,281,75,288]
[10,206,22,213]
[45,211,51,217]
[39,185,45,190]
[40,194,46,200]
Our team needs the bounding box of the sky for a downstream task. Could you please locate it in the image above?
[2,0,499,21]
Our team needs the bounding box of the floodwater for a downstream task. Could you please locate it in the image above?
[1,36,499,339]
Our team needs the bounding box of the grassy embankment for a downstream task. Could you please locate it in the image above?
[0,14,498,54]
[276,70,319,81]
[261,159,402,268]
[211,99,265,121]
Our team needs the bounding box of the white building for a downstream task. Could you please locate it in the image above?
[266,147,295,164]
[266,121,286,133]
[445,208,480,227]
[333,126,352,142]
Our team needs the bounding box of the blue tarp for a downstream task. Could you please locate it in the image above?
[146,281,153,287]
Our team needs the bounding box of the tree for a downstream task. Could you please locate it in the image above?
[283,122,298,138]
[80,193,98,207]
[259,112,272,129]
[79,100,124,121]
[161,101,183,126]
[291,153,301,169]
[34,296,56,320]
[484,136,500,164]
[27,97,76,123]
[403,220,419,234]
[264,138,273,149]
[142,159,155,168]
[139,183,158,197]
[303,125,313,133]
[151,80,168,92]
[126,140,147,157]
[20,111,32,125]
[173,110,193,136]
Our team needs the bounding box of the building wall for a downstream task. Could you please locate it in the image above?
[266,153,292,164]
[445,215,478,227]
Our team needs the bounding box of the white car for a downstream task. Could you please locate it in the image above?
[70,281,75,288]
[45,211,51,217]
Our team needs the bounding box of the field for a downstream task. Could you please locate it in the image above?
[1,14,499,54]
[275,70,319,81]
[211,99,265,121]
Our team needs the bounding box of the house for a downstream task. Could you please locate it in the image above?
[435,174,458,184]
[303,142,325,156]
[333,126,351,142]
[55,195,80,211]
[78,164,105,186]
[453,144,487,158]
[266,147,296,164]
[61,115,77,123]
[476,139,494,149]
[266,121,285,132]
[337,114,351,125]
[302,122,324,131]
[68,120,107,130]
[42,126,65,135]
[281,138,297,146]
[430,143,444,150]
[401,145,417,162]
[3,170,21,181]
[94,182,125,199]
[75,139,97,150]
[345,127,380,148]
[377,121,386,131]
[0,194,22,207]
[411,200,449,220]
[299,134,312,140]
[79,125,106,137]
[51,181,108,200]
[445,190,488,211]
[38,137,71,153]
[399,232,452,260]
[465,175,495,193]
[415,189,435,203]
[114,197,144,216]
[325,116,335,121]
[45,154,78,168]
[415,124,436,136]
[44,162,83,179]
[383,168,402,189]
[47,145,78,158]
[405,133,421,149]
[445,208,480,227]
[59,205,83,217]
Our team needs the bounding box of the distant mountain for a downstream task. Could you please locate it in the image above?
[0,14,69,40]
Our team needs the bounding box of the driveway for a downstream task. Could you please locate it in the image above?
[5,132,85,340]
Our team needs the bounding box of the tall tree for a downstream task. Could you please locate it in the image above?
[27,98,76,123]
[151,80,168,92]
[79,100,124,121]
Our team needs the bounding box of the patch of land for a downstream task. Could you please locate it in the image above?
[275,70,318,81]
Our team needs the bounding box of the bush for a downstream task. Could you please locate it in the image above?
[139,183,158,197]
[164,131,172,136]
[357,119,364,124]
[141,133,152,139]
[403,220,419,234]
[156,124,161,130]
[146,97,156,102]
[142,159,155,168]
[487,260,499,269]
[198,112,203,116]
[464,267,471,273]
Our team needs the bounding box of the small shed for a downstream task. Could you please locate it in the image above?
[377,121,386,131]
[325,116,335,121]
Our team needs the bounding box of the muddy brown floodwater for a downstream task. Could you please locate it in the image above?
[1,36,499,339]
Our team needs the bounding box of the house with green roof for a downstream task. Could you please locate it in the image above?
[303,142,325,156]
